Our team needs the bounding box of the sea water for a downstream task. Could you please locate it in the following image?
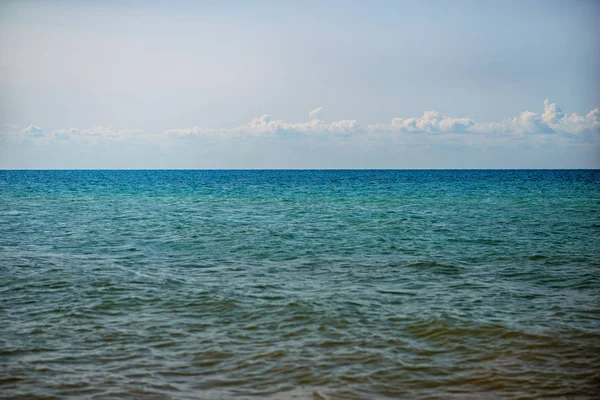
[1,170,599,399]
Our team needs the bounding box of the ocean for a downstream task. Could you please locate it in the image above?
[1,170,599,399]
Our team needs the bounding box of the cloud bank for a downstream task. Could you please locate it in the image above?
[2,100,598,147]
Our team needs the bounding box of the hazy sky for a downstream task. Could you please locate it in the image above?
[1,0,599,168]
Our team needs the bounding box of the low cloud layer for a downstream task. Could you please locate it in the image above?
[474,100,600,138]
[164,107,361,139]
[2,100,599,147]
[369,111,475,134]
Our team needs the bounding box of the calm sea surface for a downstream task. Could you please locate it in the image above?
[1,170,599,399]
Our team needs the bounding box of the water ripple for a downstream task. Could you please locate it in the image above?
[1,170,599,399]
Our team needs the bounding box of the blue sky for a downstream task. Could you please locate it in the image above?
[1,0,599,168]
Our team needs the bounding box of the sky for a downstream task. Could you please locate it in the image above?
[0,0,599,169]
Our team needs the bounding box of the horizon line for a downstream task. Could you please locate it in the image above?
[1,168,599,171]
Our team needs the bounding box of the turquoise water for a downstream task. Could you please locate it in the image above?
[1,170,599,399]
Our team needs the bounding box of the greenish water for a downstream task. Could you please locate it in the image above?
[1,170,599,399]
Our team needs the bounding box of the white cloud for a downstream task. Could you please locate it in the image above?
[308,106,323,121]
[164,107,362,138]
[475,99,600,138]
[235,113,361,136]
[3,101,599,149]
[366,100,599,141]
[541,99,565,124]
[49,126,143,142]
[369,111,475,134]
[22,125,44,137]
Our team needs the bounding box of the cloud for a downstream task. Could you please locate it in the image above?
[366,100,599,140]
[541,99,564,124]
[3,101,599,149]
[235,112,361,136]
[308,106,323,121]
[22,125,44,137]
[475,99,600,138]
[164,107,362,138]
[49,126,143,142]
[369,111,475,134]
